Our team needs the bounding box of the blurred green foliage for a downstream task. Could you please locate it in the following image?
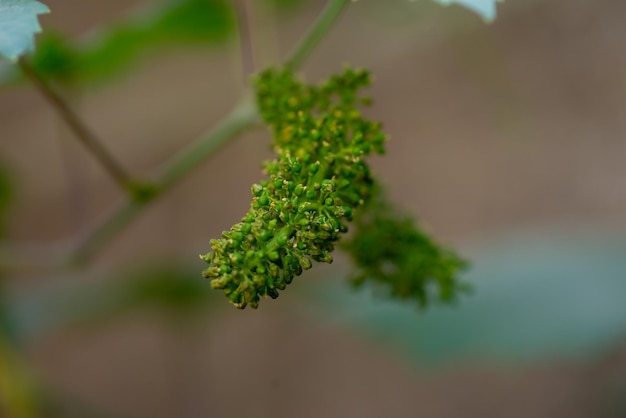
[120,264,217,316]
[11,264,216,342]
[27,0,235,85]
[2,0,308,86]
[28,32,77,82]
[0,163,12,237]
[0,162,14,338]
[311,231,626,366]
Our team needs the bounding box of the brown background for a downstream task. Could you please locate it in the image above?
[2,0,626,417]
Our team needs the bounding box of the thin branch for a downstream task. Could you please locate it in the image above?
[69,200,143,266]
[158,100,258,189]
[69,100,259,265]
[285,0,351,70]
[18,58,134,193]
[232,0,256,80]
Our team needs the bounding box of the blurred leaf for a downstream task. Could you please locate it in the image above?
[71,0,234,83]
[151,0,234,43]
[308,231,626,367]
[0,337,42,418]
[27,31,78,82]
[0,162,14,339]
[9,263,216,341]
[429,0,504,21]
[0,0,49,61]
[121,264,216,315]
[3,0,235,85]
[0,165,31,417]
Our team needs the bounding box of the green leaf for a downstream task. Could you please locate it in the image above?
[429,0,504,22]
[27,31,77,81]
[307,231,626,366]
[151,0,234,43]
[0,0,50,61]
[9,264,216,341]
[0,0,235,85]
[29,0,233,84]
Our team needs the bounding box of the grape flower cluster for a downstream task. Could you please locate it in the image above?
[201,67,466,309]
[201,67,385,308]
[341,186,469,307]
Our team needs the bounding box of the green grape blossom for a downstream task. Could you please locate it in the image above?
[201,66,467,309]
[342,186,469,307]
[201,67,385,309]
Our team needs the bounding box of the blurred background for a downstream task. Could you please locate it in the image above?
[2,0,626,416]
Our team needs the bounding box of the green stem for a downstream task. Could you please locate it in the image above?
[17,58,135,194]
[70,100,259,265]
[159,100,258,189]
[69,200,142,266]
[232,0,255,79]
[285,0,351,70]
[265,226,295,254]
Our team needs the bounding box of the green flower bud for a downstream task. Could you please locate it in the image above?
[258,195,270,207]
[252,184,263,197]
